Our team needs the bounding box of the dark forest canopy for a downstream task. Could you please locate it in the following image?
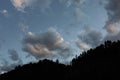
[0,40,120,80]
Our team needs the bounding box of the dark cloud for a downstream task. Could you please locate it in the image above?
[101,0,120,42]
[8,49,19,61]
[76,27,120,51]
[105,0,120,23]
[77,0,120,51]
[104,0,120,34]
[76,28,103,51]
[22,28,72,60]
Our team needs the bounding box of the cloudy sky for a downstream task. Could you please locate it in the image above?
[0,0,120,74]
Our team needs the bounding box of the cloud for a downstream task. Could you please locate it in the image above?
[100,0,120,42]
[23,43,52,58]
[37,0,54,13]
[104,23,119,35]
[0,59,13,74]
[10,0,34,12]
[59,0,86,20]
[76,27,103,51]
[65,0,86,22]
[59,0,85,7]
[8,49,19,61]
[19,23,29,33]
[7,49,23,70]
[104,0,120,34]
[0,53,23,74]
[0,9,8,16]
[22,28,72,60]
[10,0,53,13]
[0,59,23,74]
[103,32,120,41]
[105,0,120,24]
[76,40,90,51]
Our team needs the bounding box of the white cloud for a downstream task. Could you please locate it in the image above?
[0,9,8,16]
[10,0,35,12]
[10,0,53,13]
[28,31,34,36]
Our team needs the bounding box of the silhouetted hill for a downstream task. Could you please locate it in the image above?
[0,40,120,80]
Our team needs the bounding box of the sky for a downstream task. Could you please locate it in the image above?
[0,0,120,74]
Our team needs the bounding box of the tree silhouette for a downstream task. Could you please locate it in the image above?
[0,40,120,80]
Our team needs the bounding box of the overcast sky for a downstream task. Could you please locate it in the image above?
[0,0,120,74]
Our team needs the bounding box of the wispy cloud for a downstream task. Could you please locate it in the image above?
[19,23,29,33]
[61,0,86,22]
[0,49,23,74]
[37,0,54,13]
[0,58,22,74]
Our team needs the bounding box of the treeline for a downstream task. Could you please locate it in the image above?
[0,40,120,80]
